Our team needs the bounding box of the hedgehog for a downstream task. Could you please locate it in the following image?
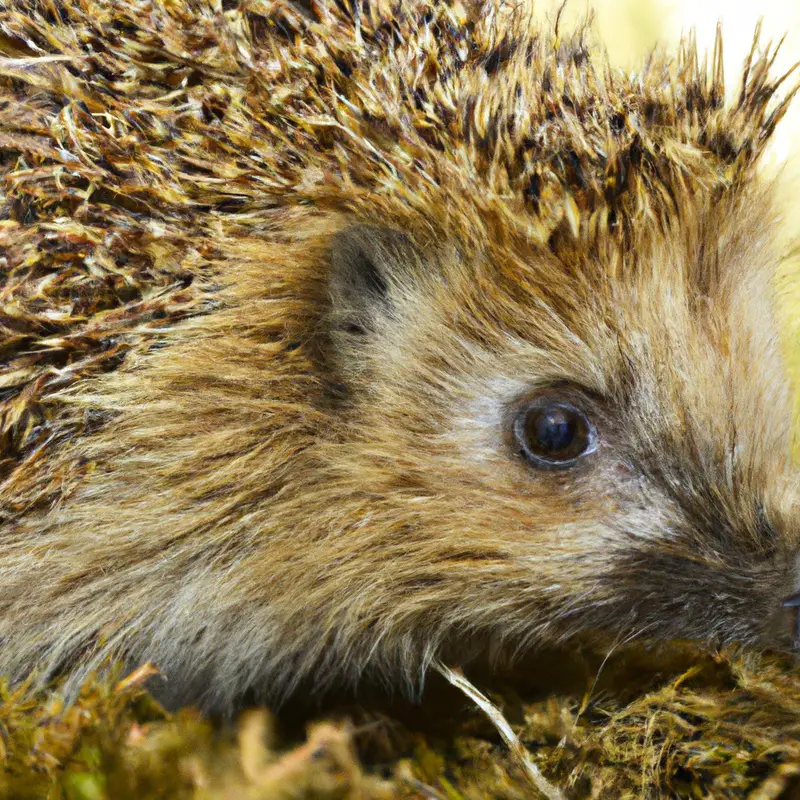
[0,0,799,712]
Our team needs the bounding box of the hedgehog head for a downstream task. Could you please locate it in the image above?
[299,5,800,670]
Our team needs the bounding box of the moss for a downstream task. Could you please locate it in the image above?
[0,646,798,798]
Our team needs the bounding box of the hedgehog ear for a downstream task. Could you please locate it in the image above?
[328,224,421,337]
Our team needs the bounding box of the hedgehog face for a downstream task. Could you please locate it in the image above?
[325,197,800,663]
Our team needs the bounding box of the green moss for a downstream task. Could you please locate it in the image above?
[0,646,798,798]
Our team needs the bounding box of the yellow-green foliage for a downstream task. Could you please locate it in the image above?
[1,646,800,798]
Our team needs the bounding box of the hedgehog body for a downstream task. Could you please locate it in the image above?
[0,0,799,709]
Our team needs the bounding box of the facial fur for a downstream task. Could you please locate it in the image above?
[0,0,799,711]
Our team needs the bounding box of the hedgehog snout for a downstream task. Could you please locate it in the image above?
[776,547,800,649]
[783,591,800,647]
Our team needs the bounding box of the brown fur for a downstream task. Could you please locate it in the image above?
[1,0,799,711]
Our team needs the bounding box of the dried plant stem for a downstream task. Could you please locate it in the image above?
[434,661,566,800]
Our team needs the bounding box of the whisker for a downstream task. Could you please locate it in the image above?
[572,620,658,727]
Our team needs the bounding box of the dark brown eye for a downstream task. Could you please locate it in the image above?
[514,399,596,467]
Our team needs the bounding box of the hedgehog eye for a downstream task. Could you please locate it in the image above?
[514,399,596,468]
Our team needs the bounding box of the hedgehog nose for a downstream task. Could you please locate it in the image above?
[783,592,800,646]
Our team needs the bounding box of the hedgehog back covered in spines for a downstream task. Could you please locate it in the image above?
[1,0,795,477]
[1,0,800,717]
